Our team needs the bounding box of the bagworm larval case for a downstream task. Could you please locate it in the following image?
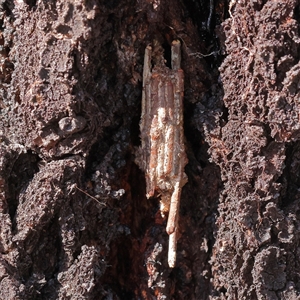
[140,40,188,268]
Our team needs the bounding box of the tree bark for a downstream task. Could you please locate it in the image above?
[0,0,299,299]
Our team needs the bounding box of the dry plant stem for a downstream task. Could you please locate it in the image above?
[167,182,181,267]
[75,185,106,206]
[140,40,188,268]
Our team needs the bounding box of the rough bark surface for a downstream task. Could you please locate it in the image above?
[0,0,300,299]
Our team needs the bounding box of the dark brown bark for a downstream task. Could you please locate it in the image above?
[0,0,299,299]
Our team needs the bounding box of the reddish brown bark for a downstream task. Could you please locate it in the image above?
[0,0,300,299]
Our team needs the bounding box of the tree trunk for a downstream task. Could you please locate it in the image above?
[0,0,299,299]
